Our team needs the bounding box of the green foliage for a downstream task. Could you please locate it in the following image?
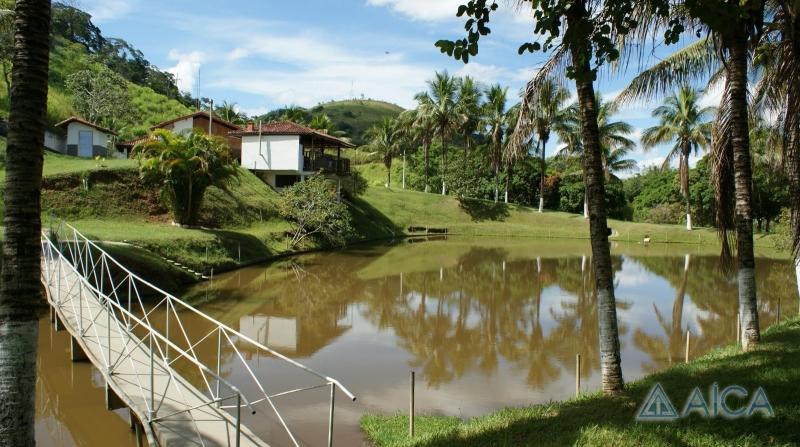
[625,167,681,222]
[278,175,354,249]
[123,83,191,139]
[66,66,131,128]
[134,129,238,225]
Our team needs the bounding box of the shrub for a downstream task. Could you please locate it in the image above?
[134,129,238,225]
[278,175,353,249]
[645,202,685,224]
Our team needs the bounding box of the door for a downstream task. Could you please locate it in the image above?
[78,130,93,157]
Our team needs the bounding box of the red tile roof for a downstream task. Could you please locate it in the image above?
[150,111,242,132]
[116,135,155,150]
[229,121,354,148]
[55,116,118,136]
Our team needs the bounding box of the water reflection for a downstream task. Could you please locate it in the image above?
[38,238,800,446]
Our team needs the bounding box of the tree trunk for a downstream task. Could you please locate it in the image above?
[568,4,624,394]
[504,160,511,204]
[783,5,800,264]
[424,139,430,193]
[0,1,52,444]
[539,135,548,213]
[441,133,448,195]
[494,163,499,203]
[728,32,760,350]
[681,145,692,231]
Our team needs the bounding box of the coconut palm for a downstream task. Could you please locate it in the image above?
[531,79,571,212]
[0,0,52,443]
[484,84,508,202]
[558,96,636,215]
[134,129,238,225]
[456,76,483,158]
[216,101,245,124]
[366,117,401,188]
[642,87,714,231]
[415,71,460,195]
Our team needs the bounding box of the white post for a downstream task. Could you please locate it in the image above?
[257,120,263,156]
[208,99,214,134]
[538,197,544,213]
[575,354,581,396]
[583,197,589,219]
[402,150,406,190]
[328,383,336,447]
[686,213,693,231]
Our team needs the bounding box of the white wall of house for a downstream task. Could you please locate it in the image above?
[241,134,302,172]
[170,117,194,134]
[44,130,66,153]
[66,122,111,148]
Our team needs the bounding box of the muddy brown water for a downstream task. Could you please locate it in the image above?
[36,237,799,446]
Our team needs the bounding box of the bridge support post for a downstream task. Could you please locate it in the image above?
[70,337,88,361]
[129,409,145,447]
[105,380,126,411]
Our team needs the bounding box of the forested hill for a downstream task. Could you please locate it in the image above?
[0,2,404,144]
[0,1,191,140]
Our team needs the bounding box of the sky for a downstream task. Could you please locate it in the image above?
[78,0,718,174]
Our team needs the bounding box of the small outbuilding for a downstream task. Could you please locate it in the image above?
[54,116,118,158]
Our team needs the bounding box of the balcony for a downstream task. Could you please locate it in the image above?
[303,154,350,175]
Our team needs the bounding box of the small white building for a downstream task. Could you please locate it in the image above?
[230,121,354,189]
[53,117,118,158]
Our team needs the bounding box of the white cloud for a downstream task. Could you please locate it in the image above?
[166,49,205,94]
[700,82,724,108]
[366,0,464,21]
[227,48,250,61]
[82,0,133,21]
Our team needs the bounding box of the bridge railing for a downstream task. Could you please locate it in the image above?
[41,220,356,447]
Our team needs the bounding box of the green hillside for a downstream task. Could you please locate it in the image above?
[312,99,404,146]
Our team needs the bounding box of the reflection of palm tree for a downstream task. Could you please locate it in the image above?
[634,254,690,371]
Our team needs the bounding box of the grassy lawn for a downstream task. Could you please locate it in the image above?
[361,318,800,446]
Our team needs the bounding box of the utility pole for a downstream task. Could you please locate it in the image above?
[209,99,214,134]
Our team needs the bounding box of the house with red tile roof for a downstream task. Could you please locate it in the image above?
[230,121,354,189]
[116,111,243,157]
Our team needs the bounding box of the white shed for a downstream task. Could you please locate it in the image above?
[54,117,118,158]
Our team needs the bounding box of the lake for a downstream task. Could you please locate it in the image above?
[35,237,799,446]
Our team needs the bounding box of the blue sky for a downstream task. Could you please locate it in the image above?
[80,0,718,173]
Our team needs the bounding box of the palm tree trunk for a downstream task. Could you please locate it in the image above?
[494,162,499,203]
[441,134,448,195]
[539,135,548,213]
[728,33,760,350]
[424,139,430,193]
[0,1,52,444]
[568,4,624,394]
[681,146,692,231]
[504,160,511,204]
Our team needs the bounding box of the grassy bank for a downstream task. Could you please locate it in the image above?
[361,318,800,446]
[8,156,786,290]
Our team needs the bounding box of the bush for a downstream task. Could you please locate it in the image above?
[278,175,353,249]
[645,202,685,224]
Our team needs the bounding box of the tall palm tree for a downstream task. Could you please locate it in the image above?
[456,76,483,158]
[404,109,436,192]
[616,5,765,350]
[532,79,571,212]
[366,117,401,188]
[484,84,508,203]
[641,86,714,231]
[0,0,52,443]
[216,100,245,124]
[416,71,460,195]
[559,96,636,215]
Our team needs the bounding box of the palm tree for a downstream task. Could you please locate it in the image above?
[484,84,508,203]
[641,87,714,231]
[366,117,401,188]
[134,129,239,225]
[559,96,636,216]
[456,76,483,158]
[408,109,436,192]
[0,0,52,443]
[416,72,460,195]
[532,79,571,212]
[616,8,765,350]
[216,101,245,124]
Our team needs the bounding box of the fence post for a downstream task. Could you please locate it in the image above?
[328,382,336,447]
[409,371,415,438]
[149,333,155,420]
[685,330,690,363]
[575,354,581,397]
[236,393,242,447]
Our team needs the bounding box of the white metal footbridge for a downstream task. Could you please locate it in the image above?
[40,222,355,447]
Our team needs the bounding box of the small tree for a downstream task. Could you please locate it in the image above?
[278,175,353,249]
[134,129,238,226]
[66,66,131,127]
